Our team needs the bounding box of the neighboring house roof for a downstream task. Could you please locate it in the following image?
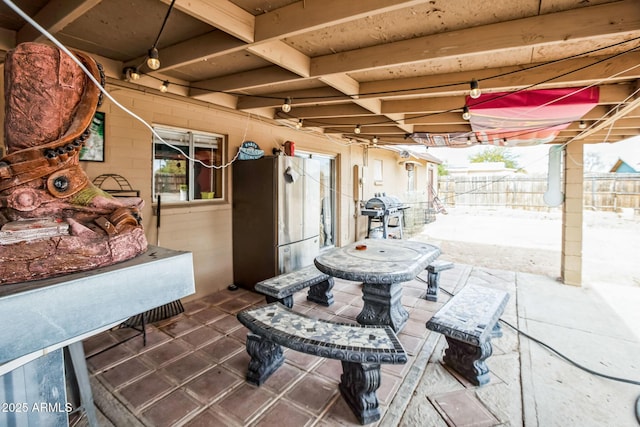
[609,158,639,173]
[383,145,443,165]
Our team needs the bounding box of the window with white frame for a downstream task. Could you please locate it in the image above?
[152,126,225,203]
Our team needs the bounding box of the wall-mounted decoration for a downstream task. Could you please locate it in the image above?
[80,111,105,162]
[238,140,264,160]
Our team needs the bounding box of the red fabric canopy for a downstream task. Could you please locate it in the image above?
[467,87,599,146]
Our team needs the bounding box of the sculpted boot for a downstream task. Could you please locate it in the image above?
[0,42,147,285]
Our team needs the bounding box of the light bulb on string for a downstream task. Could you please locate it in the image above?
[354,124,361,134]
[296,119,303,130]
[147,47,160,70]
[469,79,481,99]
[372,136,379,144]
[160,80,170,93]
[281,98,292,113]
[579,120,587,129]
[123,67,141,82]
[462,106,471,120]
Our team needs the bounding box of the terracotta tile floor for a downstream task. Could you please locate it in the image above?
[79,262,640,426]
[83,272,455,426]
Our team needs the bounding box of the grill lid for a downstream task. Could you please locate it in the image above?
[364,193,404,210]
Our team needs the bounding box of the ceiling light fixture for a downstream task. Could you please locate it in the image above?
[462,106,471,120]
[296,119,303,129]
[354,125,362,134]
[469,79,481,99]
[281,97,292,113]
[579,120,587,129]
[160,80,170,93]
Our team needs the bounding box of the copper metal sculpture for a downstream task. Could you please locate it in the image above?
[0,43,147,285]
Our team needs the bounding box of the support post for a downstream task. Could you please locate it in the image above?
[561,141,584,286]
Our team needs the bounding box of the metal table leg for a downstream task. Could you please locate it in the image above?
[67,342,98,427]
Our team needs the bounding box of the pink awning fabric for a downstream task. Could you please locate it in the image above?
[467,87,599,146]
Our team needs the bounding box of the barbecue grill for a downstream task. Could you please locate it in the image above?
[361,193,409,239]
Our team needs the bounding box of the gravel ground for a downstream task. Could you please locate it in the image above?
[414,207,640,288]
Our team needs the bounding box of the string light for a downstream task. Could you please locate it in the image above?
[145,0,176,71]
[466,136,472,145]
[372,136,379,144]
[354,124,361,134]
[470,78,481,99]
[579,120,587,129]
[147,47,160,70]
[123,67,140,81]
[462,106,471,120]
[160,80,170,93]
[281,97,292,113]
[296,119,303,129]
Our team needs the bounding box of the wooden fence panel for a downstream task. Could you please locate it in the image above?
[438,173,640,212]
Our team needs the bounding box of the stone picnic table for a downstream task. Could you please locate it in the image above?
[314,239,440,332]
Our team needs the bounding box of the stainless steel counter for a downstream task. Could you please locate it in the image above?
[0,246,195,426]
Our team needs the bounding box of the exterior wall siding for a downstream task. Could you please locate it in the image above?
[0,82,434,300]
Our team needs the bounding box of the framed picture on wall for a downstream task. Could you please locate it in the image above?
[80,111,105,162]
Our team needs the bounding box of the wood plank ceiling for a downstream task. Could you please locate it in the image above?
[0,0,639,148]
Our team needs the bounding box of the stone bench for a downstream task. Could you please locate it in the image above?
[424,260,454,302]
[426,284,509,386]
[237,303,407,425]
[255,265,334,308]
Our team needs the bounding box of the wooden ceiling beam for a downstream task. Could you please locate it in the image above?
[323,126,407,135]
[384,97,463,115]
[17,0,101,44]
[404,112,466,125]
[254,0,430,41]
[162,0,255,43]
[247,40,311,77]
[288,104,376,118]
[125,31,247,71]
[318,73,413,133]
[237,87,350,110]
[191,66,301,95]
[559,128,640,137]
[305,116,395,127]
[413,125,472,133]
[373,53,640,106]
[310,0,640,76]
[0,27,14,51]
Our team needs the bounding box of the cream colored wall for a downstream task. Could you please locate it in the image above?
[0,75,435,299]
[80,84,358,300]
[356,147,432,240]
